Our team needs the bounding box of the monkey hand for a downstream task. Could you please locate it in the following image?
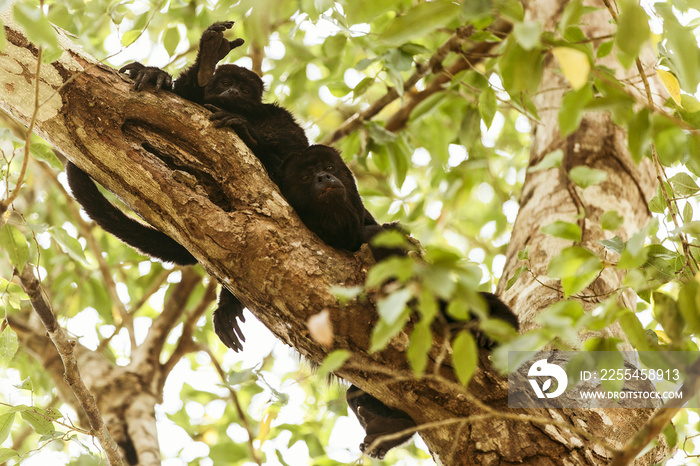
[212,290,246,352]
[197,21,245,87]
[205,104,259,148]
[357,407,416,459]
[119,62,173,92]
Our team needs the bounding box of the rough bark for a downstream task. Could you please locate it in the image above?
[492,1,668,465]
[0,3,671,464]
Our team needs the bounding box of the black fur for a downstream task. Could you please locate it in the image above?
[73,20,520,460]
[68,21,300,352]
[279,145,376,251]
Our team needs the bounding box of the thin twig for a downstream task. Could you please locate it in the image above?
[17,265,123,465]
[204,346,263,466]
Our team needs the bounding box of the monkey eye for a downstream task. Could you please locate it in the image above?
[325,165,334,171]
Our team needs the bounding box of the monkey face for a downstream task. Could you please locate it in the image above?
[282,146,356,210]
[203,64,264,106]
[280,145,365,250]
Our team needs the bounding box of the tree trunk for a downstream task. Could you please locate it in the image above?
[0,2,670,463]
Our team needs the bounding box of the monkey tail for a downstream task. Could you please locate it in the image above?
[65,162,197,266]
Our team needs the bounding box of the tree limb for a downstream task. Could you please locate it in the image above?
[17,265,123,465]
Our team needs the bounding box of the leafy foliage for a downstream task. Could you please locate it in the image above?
[2,0,700,464]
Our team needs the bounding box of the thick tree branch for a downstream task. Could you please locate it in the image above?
[1,15,515,458]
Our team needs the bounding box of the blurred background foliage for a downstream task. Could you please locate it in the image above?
[4,0,700,464]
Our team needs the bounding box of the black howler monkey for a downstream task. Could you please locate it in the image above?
[278,145,519,459]
[67,21,309,351]
[67,20,519,460]
[120,21,308,182]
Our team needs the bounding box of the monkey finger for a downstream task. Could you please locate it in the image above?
[119,61,144,75]
[154,73,166,91]
[229,38,245,49]
[212,120,226,128]
[208,111,229,121]
[204,104,223,113]
[133,74,146,91]
[211,21,234,32]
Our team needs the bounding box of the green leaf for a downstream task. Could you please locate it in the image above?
[329,285,363,303]
[379,1,461,46]
[596,40,613,58]
[541,221,581,242]
[478,86,497,128]
[618,310,651,351]
[0,413,14,445]
[48,226,89,265]
[227,368,256,386]
[377,288,413,325]
[513,21,541,51]
[0,448,18,463]
[534,300,584,331]
[499,37,543,95]
[601,211,624,231]
[369,308,411,353]
[0,225,29,268]
[121,29,141,47]
[452,331,478,386]
[0,20,6,53]
[316,350,351,380]
[163,27,180,56]
[628,109,650,163]
[21,409,55,436]
[678,280,700,335]
[615,2,650,61]
[662,423,679,452]
[569,166,607,188]
[547,246,602,296]
[559,0,583,34]
[506,265,526,290]
[669,172,699,196]
[599,235,624,254]
[387,137,410,187]
[495,0,524,22]
[657,5,700,92]
[652,292,683,342]
[518,247,530,261]
[529,150,563,172]
[16,377,32,391]
[29,143,62,170]
[407,322,431,376]
[13,3,59,52]
[684,199,694,224]
[0,325,18,365]
[462,0,493,21]
[344,0,396,24]
[459,106,481,149]
[366,256,415,288]
[559,83,593,136]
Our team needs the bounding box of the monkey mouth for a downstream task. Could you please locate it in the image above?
[320,186,342,195]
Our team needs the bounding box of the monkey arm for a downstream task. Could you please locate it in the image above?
[173,21,245,103]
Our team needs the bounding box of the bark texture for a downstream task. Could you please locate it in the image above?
[0,1,671,463]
